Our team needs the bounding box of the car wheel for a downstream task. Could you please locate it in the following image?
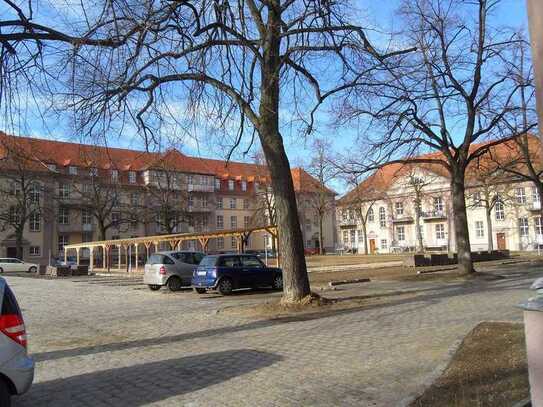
[0,378,11,407]
[148,285,161,291]
[0,268,3,274]
[194,287,206,294]
[29,266,37,273]
[167,276,183,292]
[272,274,283,290]
[217,278,233,295]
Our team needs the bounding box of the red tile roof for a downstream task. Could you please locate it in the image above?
[0,132,329,193]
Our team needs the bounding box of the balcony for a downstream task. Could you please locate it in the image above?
[421,210,447,221]
[339,218,357,227]
[392,215,414,224]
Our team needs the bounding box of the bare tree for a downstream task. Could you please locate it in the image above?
[337,0,536,274]
[0,0,413,303]
[0,136,51,259]
[306,138,336,254]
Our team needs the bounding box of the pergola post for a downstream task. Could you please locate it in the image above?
[118,245,122,270]
[75,248,80,266]
[89,247,94,272]
[134,244,139,273]
[64,248,67,264]
[102,245,107,269]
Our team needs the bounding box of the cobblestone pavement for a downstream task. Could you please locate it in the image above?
[5,263,540,407]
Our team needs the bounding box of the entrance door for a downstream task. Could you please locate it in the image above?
[369,239,376,254]
[6,247,17,259]
[496,233,506,250]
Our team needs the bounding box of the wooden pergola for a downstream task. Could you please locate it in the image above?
[63,225,278,273]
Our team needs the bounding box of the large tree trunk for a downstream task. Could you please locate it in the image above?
[258,2,310,303]
[451,170,474,274]
[361,220,369,255]
[318,214,324,255]
[15,228,24,260]
[415,200,423,252]
[485,206,494,252]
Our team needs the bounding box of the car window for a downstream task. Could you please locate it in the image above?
[199,256,218,267]
[148,254,174,265]
[218,256,240,268]
[241,256,264,268]
[162,255,175,265]
[193,253,204,264]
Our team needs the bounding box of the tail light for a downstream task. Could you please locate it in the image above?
[0,285,27,348]
[159,266,167,275]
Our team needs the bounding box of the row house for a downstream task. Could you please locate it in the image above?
[0,133,336,264]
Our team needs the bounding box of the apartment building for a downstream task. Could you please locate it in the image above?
[337,138,543,254]
[0,133,336,265]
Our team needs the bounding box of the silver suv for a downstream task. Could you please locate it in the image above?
[144,251,205,291]
[0,278,34,406]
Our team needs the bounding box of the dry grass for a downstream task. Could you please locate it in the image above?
[411,322,529,407]
[305,253,408,267]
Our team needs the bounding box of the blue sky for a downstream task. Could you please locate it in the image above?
[0,0,531,194]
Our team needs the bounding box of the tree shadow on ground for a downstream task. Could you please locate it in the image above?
[31,269,538,363]
[15,349,281,407]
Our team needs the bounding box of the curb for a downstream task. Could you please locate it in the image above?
[328,278,371,286]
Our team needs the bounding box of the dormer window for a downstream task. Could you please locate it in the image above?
[89,168,98,177]
[128,171,137,184]
[111,169,119,182]
[46,163,57,172]
[68,166,78,175]
[187,174,193,185]
[241,181,247,192]
[228,180,235,191]
[215,178,221,190]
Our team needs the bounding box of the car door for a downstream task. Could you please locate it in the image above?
[0,259,7,272]
[240,256,266,287]
[11,259,24,272]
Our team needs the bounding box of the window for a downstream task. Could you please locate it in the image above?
[519,217,529,237]
[29,212,40,232]
[217,198,223,209]
[516,187,527,204]
[58,207,69,224]
[89,167,98,177]
[244,216,250,228]
[202,195,208,208]
[342,230,349,243]
[128,171,137,184]
[255,182,260,191]
[231,236,237,248]
[358,230,364,242]
[241,256,264,268]
[215,178,221,190]
[9,182,21,197]
[9,207,19,224]
[111,169,119,182]
[58,184,70,199]
[82,209,92,225]
[472,192,481,207]
[396,226,405,241]
[229,198,236,209]
[228,180,235,191]
[216,215,224,229]
[188,195,194,208]
[29,246,41,257]
[68,166,78,175]
[368,208,374,222]
[537,217,543,236]
[230,216,237,229]
[475,221,484,238]
[533,188,541,203]
[381,239,388,250]
[130,215,138,231]
[495,201,505,221]
[350,229,356,243]
[241,181,247,191]
[434,196,444,212]
[58,235,68,253]
[29,184,40,203]
[217,237,224,249]
[243,199,249,210]
[435,224,445,240]
[395,202,404,216]
[130,193,139,207]
[46,163,57,172]
[111,212,120,226]
[379,207,386,228]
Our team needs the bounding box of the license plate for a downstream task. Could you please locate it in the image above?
[197,271,206,276]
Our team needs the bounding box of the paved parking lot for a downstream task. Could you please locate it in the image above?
[6,263,540,406]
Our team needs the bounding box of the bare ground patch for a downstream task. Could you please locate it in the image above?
[411,321,529,407]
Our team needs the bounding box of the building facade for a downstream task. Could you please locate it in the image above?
[0,134,336,265]
[337,144,543,254]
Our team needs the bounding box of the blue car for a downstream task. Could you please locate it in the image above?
[192,254,283,295]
